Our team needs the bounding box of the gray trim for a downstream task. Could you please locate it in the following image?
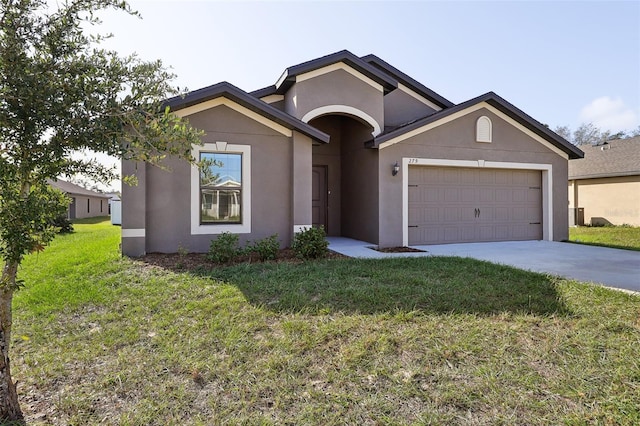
[361,54,454,109]
[164,82,330,144]
[274,50,398,94]
[370,92,584,160]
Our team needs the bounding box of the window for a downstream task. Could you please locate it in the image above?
[200,152,243,224]
[191,142,251,235]
[100,200,103,213]
[476,116,492,143]
[87,198,90,213]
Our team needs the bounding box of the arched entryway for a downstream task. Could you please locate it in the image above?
[308,113,379,244]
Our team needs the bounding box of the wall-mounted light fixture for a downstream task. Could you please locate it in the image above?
[392,161,400,176]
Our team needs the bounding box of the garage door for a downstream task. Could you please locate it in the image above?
[408,167,542,245]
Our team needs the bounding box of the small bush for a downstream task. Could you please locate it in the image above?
[207,232,240,264]
[292,226,328,259]
[51,214,74,234]
[249,234,280,261]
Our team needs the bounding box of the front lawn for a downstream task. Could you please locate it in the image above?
[13,219,640,425]
[569,225,640,251]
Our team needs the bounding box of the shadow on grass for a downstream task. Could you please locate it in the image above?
[197,256,572,316]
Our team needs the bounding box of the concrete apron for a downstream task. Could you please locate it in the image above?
[327,238,640,293]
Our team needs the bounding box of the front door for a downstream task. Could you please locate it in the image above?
[312,166,328,231]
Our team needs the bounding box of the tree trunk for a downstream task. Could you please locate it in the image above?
[0,262,24,424]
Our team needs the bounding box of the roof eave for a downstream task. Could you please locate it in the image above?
[274,50,398,95]
[373,92,584,159]
[164,82,330,144]
[569,171,640,180]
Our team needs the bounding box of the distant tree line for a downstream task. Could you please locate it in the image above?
[553,123,640,146]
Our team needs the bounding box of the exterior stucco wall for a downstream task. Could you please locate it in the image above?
[70,195,110,219]
[377,108,570,246]
[121,159,146,256]
[569,176,640,226]
[383,89,438,128]
[292,131,313,229]
[125,104,301,255]
[285,69,384,135]
[341,120,379,243]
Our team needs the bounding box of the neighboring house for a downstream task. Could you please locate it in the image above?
[121,50,583,256]
[568,137,640,226]
[49,179,112,219]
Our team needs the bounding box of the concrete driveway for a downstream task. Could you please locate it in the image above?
[328,238,640,292]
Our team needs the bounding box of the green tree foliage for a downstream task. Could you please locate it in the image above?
[0,0,202,421]
[555,123,639,146]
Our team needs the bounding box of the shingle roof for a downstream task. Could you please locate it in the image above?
[568,136,640,179]
[164,82,330,144]
[369,92,584,160]
[48,179,111,198]
[273,50,398,94]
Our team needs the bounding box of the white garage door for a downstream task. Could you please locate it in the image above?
[408,167,542,245]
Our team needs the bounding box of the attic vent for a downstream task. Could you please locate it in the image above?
[476,116,492,143]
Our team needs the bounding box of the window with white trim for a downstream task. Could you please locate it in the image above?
[200,152,243,224]
[191,143,251,235]
[476,116,492,143]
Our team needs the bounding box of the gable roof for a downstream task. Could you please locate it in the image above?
[569,137,640,179]
[165,82,330,144]
[273,50,398,94]
[370,91,584,160]
[49,179,111,198]
[360,54,454,109]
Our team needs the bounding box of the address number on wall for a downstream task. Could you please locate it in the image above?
[408,158,419,164]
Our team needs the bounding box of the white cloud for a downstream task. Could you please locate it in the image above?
[579,96,639,132]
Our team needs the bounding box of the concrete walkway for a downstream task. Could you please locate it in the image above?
[327,238,640,293]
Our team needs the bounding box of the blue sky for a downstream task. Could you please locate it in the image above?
[93,0,640,189]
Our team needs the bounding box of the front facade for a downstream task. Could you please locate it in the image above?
[122,51,583,256]
[568,137,640,226]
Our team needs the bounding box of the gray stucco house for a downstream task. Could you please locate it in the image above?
[122,50,583,256]
[49,178,112,220]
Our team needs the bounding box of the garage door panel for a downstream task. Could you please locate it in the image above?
[443,206,461,221]
[478,225,494,240]
[479,188,495,202]
[443,188,459,202]
[408,166,542,245]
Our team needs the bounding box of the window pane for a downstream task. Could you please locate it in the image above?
[200,152,242,187]
[201,189,242,223]
[200,152,242,223]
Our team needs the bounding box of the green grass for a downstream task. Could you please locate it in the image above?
[569,225,640,251]
[12,219,640,425]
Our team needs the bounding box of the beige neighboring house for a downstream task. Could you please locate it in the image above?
[568,137,640,226]
[121,50,584,256]
[49,179,112,219]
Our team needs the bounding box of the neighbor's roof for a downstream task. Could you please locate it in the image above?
[49,179,111,198]
[569,136,640,180]
[369,91,584,160]
[165,82,330,144]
